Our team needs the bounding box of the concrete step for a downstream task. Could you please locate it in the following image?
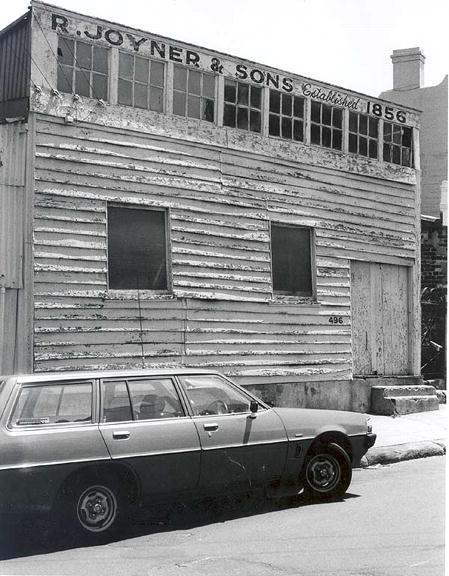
[364,376,424,387]
[371,384,439,415]
[372,385,438,398]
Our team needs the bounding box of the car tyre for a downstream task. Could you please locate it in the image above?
[303,442,352,501]
[56,477,124,541]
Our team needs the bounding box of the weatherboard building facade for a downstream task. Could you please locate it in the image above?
[0,2,422,411]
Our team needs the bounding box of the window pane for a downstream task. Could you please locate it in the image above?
[402,127,412,148]
[173,65,187,90]
[322,105,332,126]
[359,136,367,156]
[135,57,149,83]
[311,101,321,123]
[203,74,215,98]
[333,129,342,150]
[180,375,251,416]
[269,114,280,136]
[293,96,304,118]
[76,42,92,70]
[150,86,164,112]
[270,90,281,113]
[271,224,312,295]
[75,69,90,97]
[349,133,358,153]
[237,83,249,106]
[188,95,201,118]
[237,107,248,129]
[57,64,73,93]
[93,47,108,74]
[311,123,320,144]
[12,384,92,426]
[383,143,391,162]
[128,378,183,420]
[384,122,392,141]
[102,381,132,422]
[134,83,148,109]
[369,139,378,159]
[392,126,402,144]
[293,119,303,141]
[58,37,74,66]
[173,91,186,116]
[369,117,378,138]
[332,108,342,128]
[250,86,262,109]
[188,71,201,95]
[118,79,133,106]
[402,148,411,167]
[359,115,368,134]
[108,206,167,290]
[250,110,261,133]
[349,111,358,133]
[322,126,331,147]
[282,93,292,116]
[151,61,165,87]
[281,116,292,139]
[202,99,214,122]
[224,80,236,103]
[119,52,133,79]
[223,103,236,127]
[92,73,108,100]
[392,146,401,164]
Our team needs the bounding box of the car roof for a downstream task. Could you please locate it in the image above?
[4,368,219,384]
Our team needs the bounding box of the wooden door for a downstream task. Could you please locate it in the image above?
[351,261,410,376]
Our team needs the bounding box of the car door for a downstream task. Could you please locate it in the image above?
[177,374,288,492]
[98,376,201,500]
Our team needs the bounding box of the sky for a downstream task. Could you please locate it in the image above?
[0,0,447,98]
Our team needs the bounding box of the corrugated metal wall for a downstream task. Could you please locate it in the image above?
[0,122,27,373]
[32,116,417,384]
[0,12,31,119]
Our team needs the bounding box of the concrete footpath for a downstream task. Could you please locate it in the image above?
[361,404,447,467]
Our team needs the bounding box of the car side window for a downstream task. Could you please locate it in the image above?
[10,383,93,426]
[179,375,251,416]
[102,378,184,422]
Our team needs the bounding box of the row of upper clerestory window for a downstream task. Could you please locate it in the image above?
[56,37,413,168]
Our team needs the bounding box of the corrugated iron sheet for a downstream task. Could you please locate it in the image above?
[0,122,26,289]
[0,11,30,119]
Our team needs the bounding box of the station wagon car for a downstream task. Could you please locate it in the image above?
[0,369,376,538]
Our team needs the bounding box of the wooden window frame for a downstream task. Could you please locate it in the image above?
[117,51,165,112]
[310,101,343,151]
[172,64,216,122]
[223,79,263,133]
[383,122,414,167]
[268,89,305,142]
[348,112,379,159]
[57,37,109,101]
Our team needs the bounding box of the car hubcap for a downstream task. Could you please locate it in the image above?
[77,486,117,533]
[307,454,341,492]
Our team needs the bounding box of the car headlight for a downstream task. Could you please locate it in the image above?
[366,417,373,433]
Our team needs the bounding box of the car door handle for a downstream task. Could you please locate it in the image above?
[112,430,130,440]
[203,423,219,432]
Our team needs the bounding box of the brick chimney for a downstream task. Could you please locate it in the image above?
[391,48,425,90]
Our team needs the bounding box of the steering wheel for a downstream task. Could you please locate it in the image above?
[205,399,229,415]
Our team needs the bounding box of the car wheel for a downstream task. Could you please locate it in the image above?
[303,442,352,500]
[57,478,123,540]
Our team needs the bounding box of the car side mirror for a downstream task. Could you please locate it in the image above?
[249,400,259,419]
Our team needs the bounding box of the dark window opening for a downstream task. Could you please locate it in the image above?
[108,205,168,290]
[271,224,313,296]
[57,37,108,100]
[223,79,262,133]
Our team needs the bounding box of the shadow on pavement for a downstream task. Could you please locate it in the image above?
[0,491,360,560]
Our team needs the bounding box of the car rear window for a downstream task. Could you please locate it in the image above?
[10,382,93,426]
